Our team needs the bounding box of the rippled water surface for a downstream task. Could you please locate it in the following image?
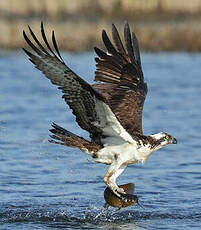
[0,51,201,229]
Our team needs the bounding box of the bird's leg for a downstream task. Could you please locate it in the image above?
[103,160,126,198]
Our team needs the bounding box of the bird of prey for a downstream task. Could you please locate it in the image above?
[23,22,177,201]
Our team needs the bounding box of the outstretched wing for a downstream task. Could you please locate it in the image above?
[93,23,147,135]
[23,22,135,144]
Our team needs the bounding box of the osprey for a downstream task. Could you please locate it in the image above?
[23,22,177,201]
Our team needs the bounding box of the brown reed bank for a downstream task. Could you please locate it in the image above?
[1,0,201,51]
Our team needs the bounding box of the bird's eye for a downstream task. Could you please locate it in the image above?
[165,135,169,140]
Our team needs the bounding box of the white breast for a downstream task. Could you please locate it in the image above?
[96,141,153,165]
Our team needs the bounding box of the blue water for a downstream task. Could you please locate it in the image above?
[0,51,201,229]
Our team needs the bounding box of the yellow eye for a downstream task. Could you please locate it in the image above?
[165,135,169,140]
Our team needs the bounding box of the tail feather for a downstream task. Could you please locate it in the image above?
[49,123,101,153]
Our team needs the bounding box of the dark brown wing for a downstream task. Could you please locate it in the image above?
[23,22,108,142]
[93,23,147,135]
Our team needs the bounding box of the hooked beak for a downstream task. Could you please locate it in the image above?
[171,137,177,144]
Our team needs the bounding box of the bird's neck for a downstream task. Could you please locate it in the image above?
[134,134,163,164]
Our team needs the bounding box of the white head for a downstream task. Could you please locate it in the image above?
[149,132,177,151]
[134,132,177,164]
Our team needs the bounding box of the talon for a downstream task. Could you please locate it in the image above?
[116,187,126,194]
[120,193,139,204]
[120,195,128,202]
[111,186,126,198]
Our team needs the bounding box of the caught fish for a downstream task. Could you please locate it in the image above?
[104,183,139,209]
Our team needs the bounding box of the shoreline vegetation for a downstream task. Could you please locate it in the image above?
[1,0,201,52]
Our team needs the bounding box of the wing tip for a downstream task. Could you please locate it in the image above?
[124,21,129,29]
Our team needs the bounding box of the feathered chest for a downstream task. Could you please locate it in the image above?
[133,139,155,164]
[96,140,153,166]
